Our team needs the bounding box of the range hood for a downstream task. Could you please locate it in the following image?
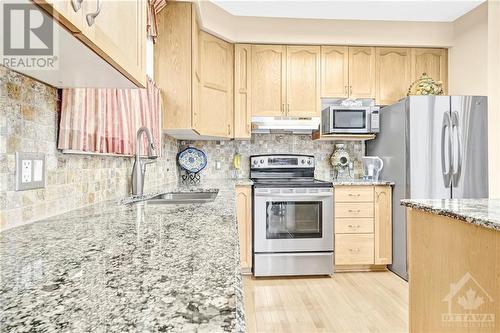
[251,116,320,134]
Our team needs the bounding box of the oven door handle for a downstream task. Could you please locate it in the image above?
[255,192,333,198]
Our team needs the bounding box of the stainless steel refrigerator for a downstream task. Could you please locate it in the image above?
[367,96,488,280]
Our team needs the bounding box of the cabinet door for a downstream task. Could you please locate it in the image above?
[234,44,252,139]
[375,48,411,106]
[192,7,201,132]
[348,47,376,98]
[198,32,234,137]
[411,48,448,93]
[286,46,320,117]
[154,2,193,130]
[251,45,286,117]
[35,0,84,32]
[79,0,146,87]
[374,186,392,265]
[321,46,349,98]
[236,186,252,272]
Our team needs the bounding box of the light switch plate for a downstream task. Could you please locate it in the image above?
[15,152,46,191]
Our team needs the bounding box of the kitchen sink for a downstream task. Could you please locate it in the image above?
[144,190,218,204]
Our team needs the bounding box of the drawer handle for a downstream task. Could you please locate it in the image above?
[348,209,361,213]
[348,193,361,197]
[348,224,361,229]
[86,0,102,27]
[71,0,83,11]
[349,248,361,253]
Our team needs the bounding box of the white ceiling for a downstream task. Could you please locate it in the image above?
[208,0,486,22]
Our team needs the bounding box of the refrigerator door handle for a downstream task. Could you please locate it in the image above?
[441,112,452,188]
[451,111,462,186]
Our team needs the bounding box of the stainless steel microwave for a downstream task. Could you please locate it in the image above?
[321,99,380,134]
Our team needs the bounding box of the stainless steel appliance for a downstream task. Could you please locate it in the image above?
[251,116,320,134]
[251,154,334,277]
[367,96,488,280]
[321,98,380,134]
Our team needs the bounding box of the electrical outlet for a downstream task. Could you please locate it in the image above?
[22,160,32,183]
[16,152,46,191]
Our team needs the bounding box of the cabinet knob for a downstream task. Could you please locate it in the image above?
[348,209,361,213]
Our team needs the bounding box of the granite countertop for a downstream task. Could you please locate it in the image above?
[0,179,245,333]
[331,179,394,186]
[401,199,500,232]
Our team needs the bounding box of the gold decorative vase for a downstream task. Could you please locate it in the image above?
[407,73,444,96]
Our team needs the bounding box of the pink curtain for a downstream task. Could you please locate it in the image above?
[147,0,167,43]
[58,78,162,156]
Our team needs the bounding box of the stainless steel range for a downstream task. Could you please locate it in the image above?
[251,154,334,277]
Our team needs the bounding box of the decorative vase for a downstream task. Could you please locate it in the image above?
[407,73,444,96]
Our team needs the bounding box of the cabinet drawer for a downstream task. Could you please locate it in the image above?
[335,186,374,202]
[335,234,374,265]
[335,202,374,218]
[335,218,374,234]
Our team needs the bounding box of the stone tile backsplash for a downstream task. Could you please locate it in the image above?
[1,66,366,231]
[179,134,365,181]
[0,67,179,231]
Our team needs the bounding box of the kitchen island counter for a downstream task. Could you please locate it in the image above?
[401,198,500,232]
[403,198,500,332]
[0,180,245,332]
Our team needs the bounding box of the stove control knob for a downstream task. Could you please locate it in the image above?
[301,159,305,164]
[307,160,312,165]
[260,159,264,164]
[253,160,258,165]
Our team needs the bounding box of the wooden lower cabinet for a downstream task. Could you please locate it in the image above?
[334,185,392,272]
[407,208,499,333]
[335,234,375,265]
[236,185,252,273]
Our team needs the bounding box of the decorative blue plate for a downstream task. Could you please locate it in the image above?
[177,147,207,173]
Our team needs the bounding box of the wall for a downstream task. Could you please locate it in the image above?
[179,135,365,181]
[0,67,179,231]
[488,0,500,198]
[449,3,488,95]
[197,1,455,47]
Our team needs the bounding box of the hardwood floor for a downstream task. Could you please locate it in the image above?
[243,272,408,333]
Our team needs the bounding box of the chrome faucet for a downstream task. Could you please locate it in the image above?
[132,127,158,196]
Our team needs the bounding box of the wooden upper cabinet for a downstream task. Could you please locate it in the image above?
[411,48,448,93]
[375,48,411,106]
[348,47,376,98]
[198,32,234,137]
[251,45,286,117]
[79,0,146,87]
[191,8,201,132]
[286,46,320,117]
[35,0,84,32]
[154,2,193,131]
[234,44,252,139]
[321,46,349,98]
[374,186,392,265]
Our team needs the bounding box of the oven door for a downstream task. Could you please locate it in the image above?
[254,188,333,253]
[330,107,370,133]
